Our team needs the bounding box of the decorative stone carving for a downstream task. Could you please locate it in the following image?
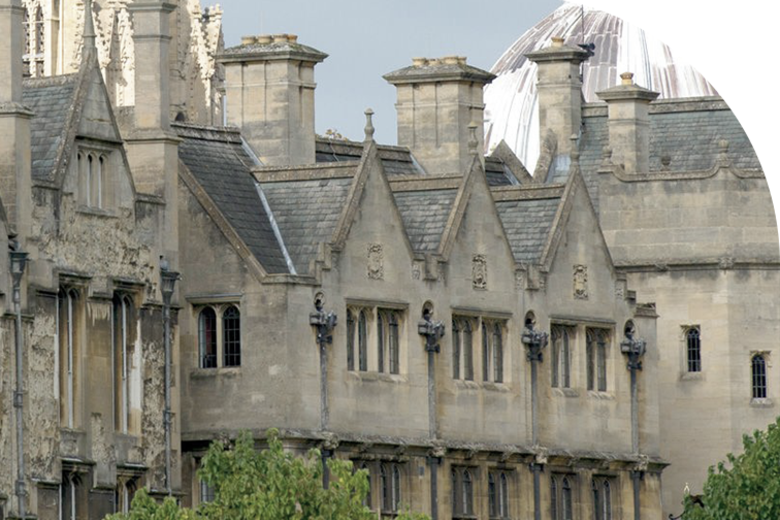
[719,256,735,270]
[411,261,421,280]
[615,279,626,300]
[367,243,384,280]
[515,270,525,290]
[472,254,487,289]
[573,265,588,300]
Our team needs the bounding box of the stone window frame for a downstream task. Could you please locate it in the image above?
[58,285,85,430]
[451,309,511,387]
[487,468,511,520]
[452,316,475,382]
[379,461,403,516]
[591,475,617,520]
[586,328,611,393]
[114,471,140,515]
[113,291,140,435]
[685,326,702,373]
[550,325,574,390]
[76,149,110,210]
[60,463,90,520]
[481,319,505,384]
[550,472,576,520]
[750,351,771,402]
[451,465,477,519]
[345,302,407,376]
[194,303,242,370]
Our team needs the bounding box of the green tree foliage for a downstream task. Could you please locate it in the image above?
[108,429,430,520]
[683,417,780,520]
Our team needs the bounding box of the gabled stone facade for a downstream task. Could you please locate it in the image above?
[0,2,776,520]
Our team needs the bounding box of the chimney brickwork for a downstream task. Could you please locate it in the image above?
[384,56,495,175]
[218,34,327,166]
[597,72,659,173]
[525,37,590,158]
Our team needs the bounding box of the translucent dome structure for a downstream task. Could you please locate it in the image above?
[484,2,718,170]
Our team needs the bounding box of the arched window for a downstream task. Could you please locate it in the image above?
[603,480,612,520]
[551,326,572,388]
[113,294,135,433]
[97,155,105,209]
[358,310,368,371]
[59,288,80,429]
[222,306,241,367]
[378,310,400,374]
[562,477,572,520]
[493,322,503,383]
[463,320,473,380]
[198,308,217,368]
[34,6,44,76]
[451,468,459,515]
[23,8,31,76]
[592,478,613,520]
[381,463,400,513]
[482,321,490,382]
[499,472,509,517]
[587,329,609,391]
[550,477,558,520]
[462,470,473,516]
[488,472,497,517]
[346,309,355,371]
[453,319,461,379]
[752,354,767,399]
[86,154,94,206]
[687,327,701,372]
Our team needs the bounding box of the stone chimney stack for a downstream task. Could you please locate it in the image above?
[125,1,180,264]
[525,37,590,157]
[597,72,659,173]
[218,34,327,166]
[0,0,33,240]
[384,56,495,175]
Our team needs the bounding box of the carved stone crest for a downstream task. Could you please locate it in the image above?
[367,244,384,280]
[472,255,487,290]
[411,261,421,280]
[515,270,525,291]
[573,265,588,300]
[615,280,626,300]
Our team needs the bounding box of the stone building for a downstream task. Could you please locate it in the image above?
[0,1,775,520]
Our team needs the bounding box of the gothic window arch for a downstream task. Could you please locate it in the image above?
[488,470,510,519]
[592,477,614,520]
[358,309,368,371]
[113,293,137,434]
[23,3,45,77]
[551,325,573,388]
[587,329,610,392]
[452,466,476,518]
[198,307,217,368]
[551,474,574,520]
[752,353,767,399]
[222,305,241,367]
[686,327,701,373]
[380,463,401,514]
[482,319,505,383]
[58,287,82,429]
[452,317,474,381]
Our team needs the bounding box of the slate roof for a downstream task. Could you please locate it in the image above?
[564,98,761,212]
[174,123,290,274]
[260,174,355,274]
[23,75,79,182]
[495,194,562,264]
[393,189,458,252]
[484,156,518,187]
[315,138,423,176]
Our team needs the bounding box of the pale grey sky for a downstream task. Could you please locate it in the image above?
[218,0,563,144]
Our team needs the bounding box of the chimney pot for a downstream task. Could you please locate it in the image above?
[288,34,298,43]
[272,33,287,43]
[443,56,459,65]
[241,36,256,45]
[551,36,565,47]
[256,34,272,44]
[412,57,427,67]
[621,72,634,85]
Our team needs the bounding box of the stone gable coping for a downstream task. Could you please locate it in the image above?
[583,96,731,118]
[388,175,462,192]
[253,162,358,183]
[491,184,565,201]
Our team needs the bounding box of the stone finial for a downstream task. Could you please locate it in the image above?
[621,72,634,85]
[551,36,565,47]
[468,122,479,155]
[570,135,580,166]
[83,0,97,56]
[364,108,375,142]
